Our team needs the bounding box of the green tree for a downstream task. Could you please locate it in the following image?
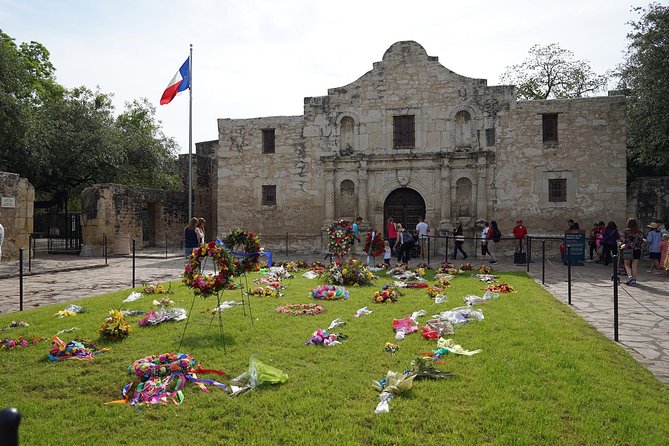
[500,43,608,100]
[114,98,180,191]
[615,3,669,178]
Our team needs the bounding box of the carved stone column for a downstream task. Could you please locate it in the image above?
[324,163,335,222]
[476,155,488,220]
[439,158,451,222]
[357,160,368,221]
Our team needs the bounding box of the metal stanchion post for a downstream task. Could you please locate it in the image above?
[526,236,530,273]
[567,246,572,305]
[132,239,136,288]
[18,249,24,312]
[427,237,430,265]
[28,235,32,272]
[165,234,168,259]
[445,236,449,263]
[612,254,619,342]
[103,233,108,265]
[285,232,289,256]
[542,240,546,285]
[0,407,21,446]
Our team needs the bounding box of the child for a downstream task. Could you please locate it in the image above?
[383,240,392,266]
[660,233,669,276]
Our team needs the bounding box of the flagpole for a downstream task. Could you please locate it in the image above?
[188,44,193,220]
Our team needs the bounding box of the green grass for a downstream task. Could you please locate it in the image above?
[1,267,667,445]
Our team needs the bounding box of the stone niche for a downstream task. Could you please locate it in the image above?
[80,184,187,256]
[0,172,35,260]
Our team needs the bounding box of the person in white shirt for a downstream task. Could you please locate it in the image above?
[415,217,429,259]
[0,222,4,260]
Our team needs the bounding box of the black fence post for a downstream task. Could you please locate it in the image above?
[612,254,619,342]
[0,407,21,446]
[445,236,449,263]
[165,234,168,259]
[567,246,572,305]
[542,240,546,285]
[28,234,32,272]
[526,236,530,273]
[132,239,136,288]
[18,249,24,312]
[285,232,289,256]
[427,237,430,265]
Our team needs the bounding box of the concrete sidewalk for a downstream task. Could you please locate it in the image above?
[0,251,666,385]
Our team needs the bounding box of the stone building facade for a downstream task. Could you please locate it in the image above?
[0,172,34,260]
[80,184,187,255]
[208,41,626,252]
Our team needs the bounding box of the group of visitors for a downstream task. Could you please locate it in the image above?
[184,217,207,259]
[580,217,669,285]
[383,217,428,266]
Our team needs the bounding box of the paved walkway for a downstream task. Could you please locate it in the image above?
[0,251,667,385]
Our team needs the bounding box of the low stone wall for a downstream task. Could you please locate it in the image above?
[81,184,187,256]
[0,172,34,260]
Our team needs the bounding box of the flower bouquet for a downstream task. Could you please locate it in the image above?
[311,284,349,300]
[372,285,401,303]
[98,309,132,340]
[321,259,374,286]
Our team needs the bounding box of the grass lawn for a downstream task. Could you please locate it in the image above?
[0,264,667,445]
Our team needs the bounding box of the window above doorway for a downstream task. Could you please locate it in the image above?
[393,115,415,149]
[262,129,275,154]
[262,185,276,206]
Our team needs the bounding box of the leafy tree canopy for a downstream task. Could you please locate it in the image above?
[0,30,180,207]
[615,3,669,178]
[499,43,608,100]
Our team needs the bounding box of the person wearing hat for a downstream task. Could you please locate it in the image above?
[512,219,527,253]
[646,222,662,274]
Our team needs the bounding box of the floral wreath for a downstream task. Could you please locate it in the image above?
[129,353,197,381]
[183,241,235,296]
[276,303,325,316]
[364,231,385,257]
[222,228,261,274]
[311,285,350,300]
[328,219,354,256]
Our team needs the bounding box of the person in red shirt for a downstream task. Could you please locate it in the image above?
[512,219,528,252]
[387,218,397,255]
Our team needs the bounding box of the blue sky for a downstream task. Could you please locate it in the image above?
[0,0,651,153]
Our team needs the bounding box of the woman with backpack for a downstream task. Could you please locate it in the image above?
[601,221,620,266]
[486,220,501,264]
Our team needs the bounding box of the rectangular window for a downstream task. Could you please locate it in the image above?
[548,179,567,202]
[262,185,276,206]
[485,128,496,146]
[262,129,275,154]
[542,114,558,143]
[393,115,415,149]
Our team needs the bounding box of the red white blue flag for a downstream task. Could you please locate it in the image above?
[160,57,190,105]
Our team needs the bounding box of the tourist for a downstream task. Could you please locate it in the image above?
[452,221,467,260]
[0,221,4,260]
[387,218,397,256]
[512,219,528,253]
[416,217,429,259]
[397,225,415,265]
[645,222,662,274]
[600,221,619,266]
[659,233,669,276]
[383,240,392,266]
[622,218,645,285]
[184,218,199,260]
[487,220,501,264]
[352,217,362,256]
[587,222,600,263]
[196,218,206,244]
[365,228,380,266]
[480,221,491,261]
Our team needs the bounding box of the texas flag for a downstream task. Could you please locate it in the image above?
[160,57,190,105]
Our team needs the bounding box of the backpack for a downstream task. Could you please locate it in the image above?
[403,231,414,244]
[492,228,501,243]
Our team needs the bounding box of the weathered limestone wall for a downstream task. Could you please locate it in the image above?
[0,172,34,260]
[495,96,627,235]
[628,177,669,227]
[211,41,627,253]
[217,116,324,252]
[81,184,187,255]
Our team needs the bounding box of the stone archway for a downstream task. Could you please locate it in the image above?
[383,188,426,235]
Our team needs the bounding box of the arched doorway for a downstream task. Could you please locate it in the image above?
[383,188,426,236]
